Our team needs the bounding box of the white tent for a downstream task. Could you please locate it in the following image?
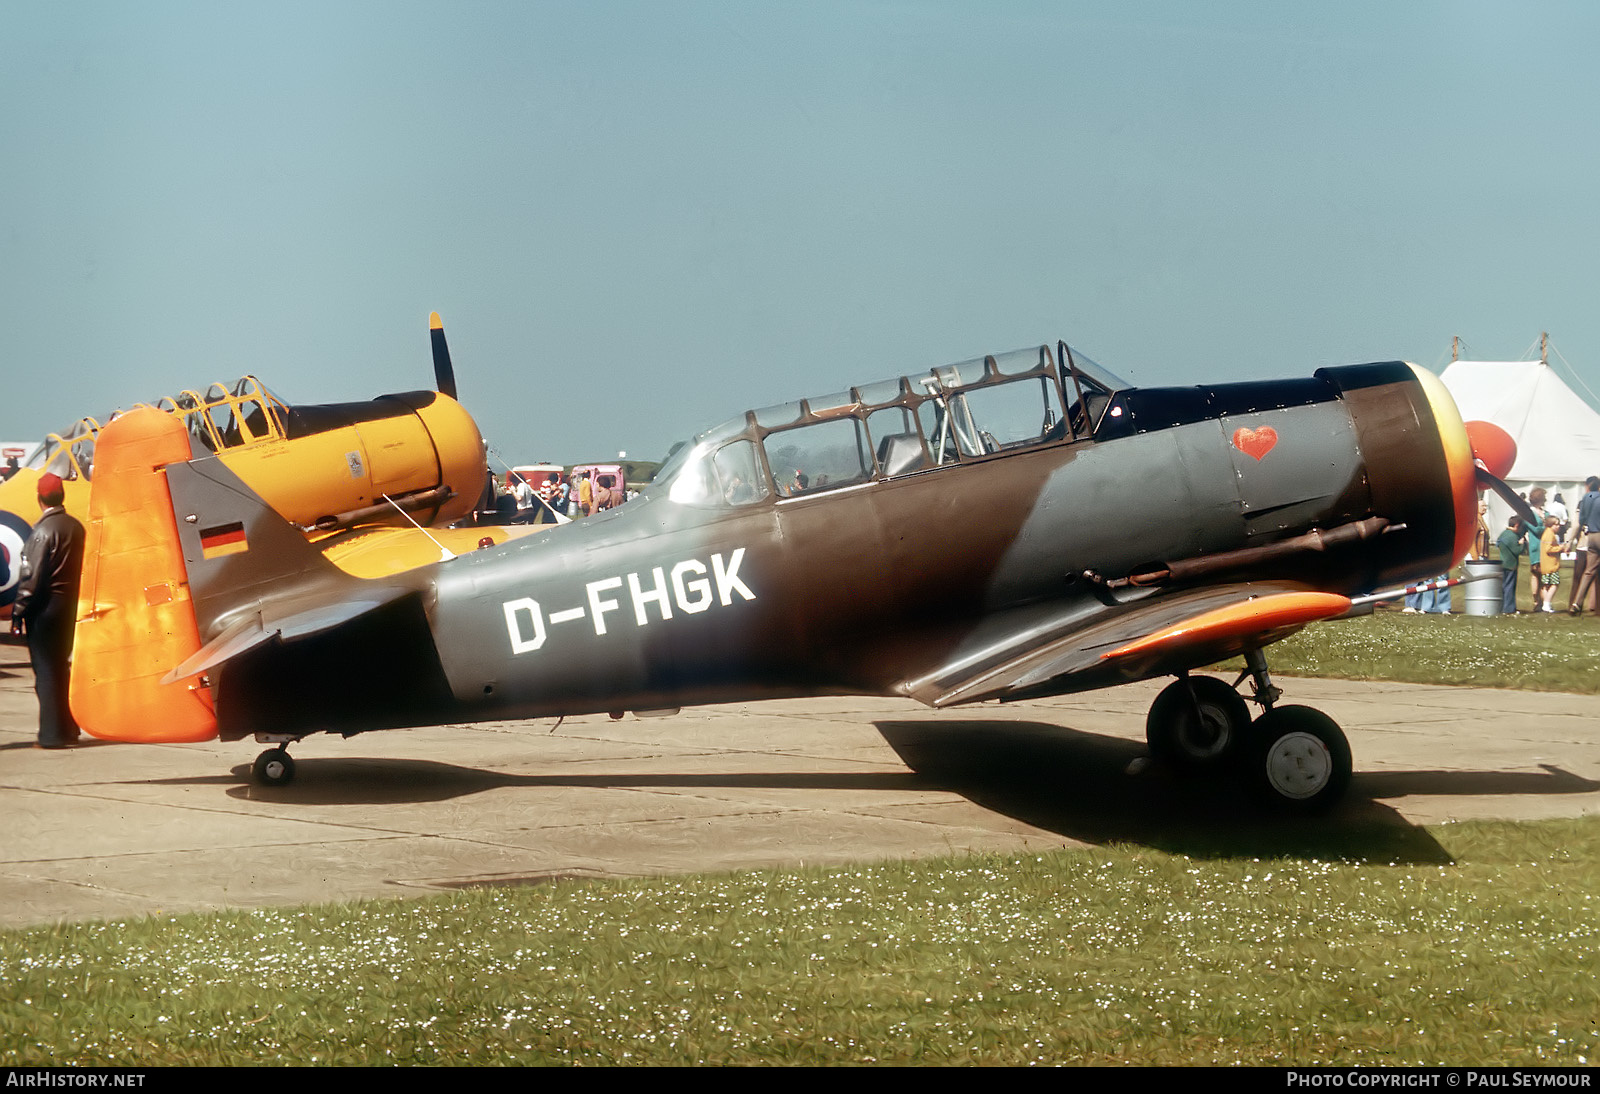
[1439,359,1600,532]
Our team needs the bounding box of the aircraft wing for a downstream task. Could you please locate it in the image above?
[899,582,1352,708]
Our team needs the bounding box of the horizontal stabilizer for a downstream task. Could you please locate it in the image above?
[161,592,412,684]
[160,612,272,684]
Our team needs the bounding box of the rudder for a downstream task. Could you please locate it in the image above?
[71,408,218,742]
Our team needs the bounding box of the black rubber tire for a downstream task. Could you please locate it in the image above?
[1146,675,1250,772]
[252,748,296,787]
[1245,705,1352,814]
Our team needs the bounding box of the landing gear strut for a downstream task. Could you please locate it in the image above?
[1237,648,1281,712]
[1144,649,1352,813]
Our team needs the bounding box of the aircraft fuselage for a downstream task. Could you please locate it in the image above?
[202,358,1471,740]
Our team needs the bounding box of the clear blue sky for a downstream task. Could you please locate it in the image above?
[5,1,1598,464]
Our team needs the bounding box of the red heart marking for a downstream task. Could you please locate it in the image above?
[1232,426,1278,461]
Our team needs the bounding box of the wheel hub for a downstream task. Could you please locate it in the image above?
[1178,706,1230,757]
[1263,731,1333,800]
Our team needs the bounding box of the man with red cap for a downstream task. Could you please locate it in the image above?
[10,472,85,748]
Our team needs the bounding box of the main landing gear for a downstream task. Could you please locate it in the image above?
[1144,650,1352,813]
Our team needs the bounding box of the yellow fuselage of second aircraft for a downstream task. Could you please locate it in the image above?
[0,377,500,611]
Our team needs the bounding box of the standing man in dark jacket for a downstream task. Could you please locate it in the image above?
[10,473,85,748]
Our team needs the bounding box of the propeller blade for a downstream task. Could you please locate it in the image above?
[1476,464,1540,527]
[429,312,458,400]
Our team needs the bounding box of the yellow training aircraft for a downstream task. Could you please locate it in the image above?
[0,314,534,614]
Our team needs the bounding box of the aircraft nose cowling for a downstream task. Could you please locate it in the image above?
[1315,362,1477,583]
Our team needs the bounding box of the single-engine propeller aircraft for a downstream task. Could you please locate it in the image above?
[1,315,523,615]
[70,335,1526,812]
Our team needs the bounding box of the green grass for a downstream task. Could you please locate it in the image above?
[3,817,1597,1066]
[1239,608,1599,694]
[1222,559,1600,695]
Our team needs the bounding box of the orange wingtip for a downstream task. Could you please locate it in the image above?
[429,311,443,329]
[1101,591,1353,663]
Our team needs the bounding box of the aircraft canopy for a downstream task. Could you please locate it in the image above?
[651,343,1127,509]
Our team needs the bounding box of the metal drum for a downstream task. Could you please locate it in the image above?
[1463,558,1503,616]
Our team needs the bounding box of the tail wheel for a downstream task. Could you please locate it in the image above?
[1246,706,1351,813]
[252,748,296,787]
[1146,675,1250,772]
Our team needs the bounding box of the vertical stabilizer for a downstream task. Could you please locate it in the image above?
[71,408,218,742]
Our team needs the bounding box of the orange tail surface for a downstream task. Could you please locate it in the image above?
[71,407,217,742]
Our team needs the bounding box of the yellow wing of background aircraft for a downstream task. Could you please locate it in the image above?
[0,314,532,614]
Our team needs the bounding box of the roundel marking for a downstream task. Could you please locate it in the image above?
[0,509,33,606]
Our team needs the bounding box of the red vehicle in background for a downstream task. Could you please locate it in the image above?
[0,443,32,482]
[570,463,626,514]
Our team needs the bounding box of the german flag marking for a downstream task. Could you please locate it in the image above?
[199,522,248,560]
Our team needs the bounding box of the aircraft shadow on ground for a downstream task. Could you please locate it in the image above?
[176,717,1597,867]
[202,761,926,806]
[873,718,1598,865]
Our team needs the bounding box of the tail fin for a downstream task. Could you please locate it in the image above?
[157,424,413,688]
[71,408,412,742]
[161,442,359,643]
[71,408,217,742]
